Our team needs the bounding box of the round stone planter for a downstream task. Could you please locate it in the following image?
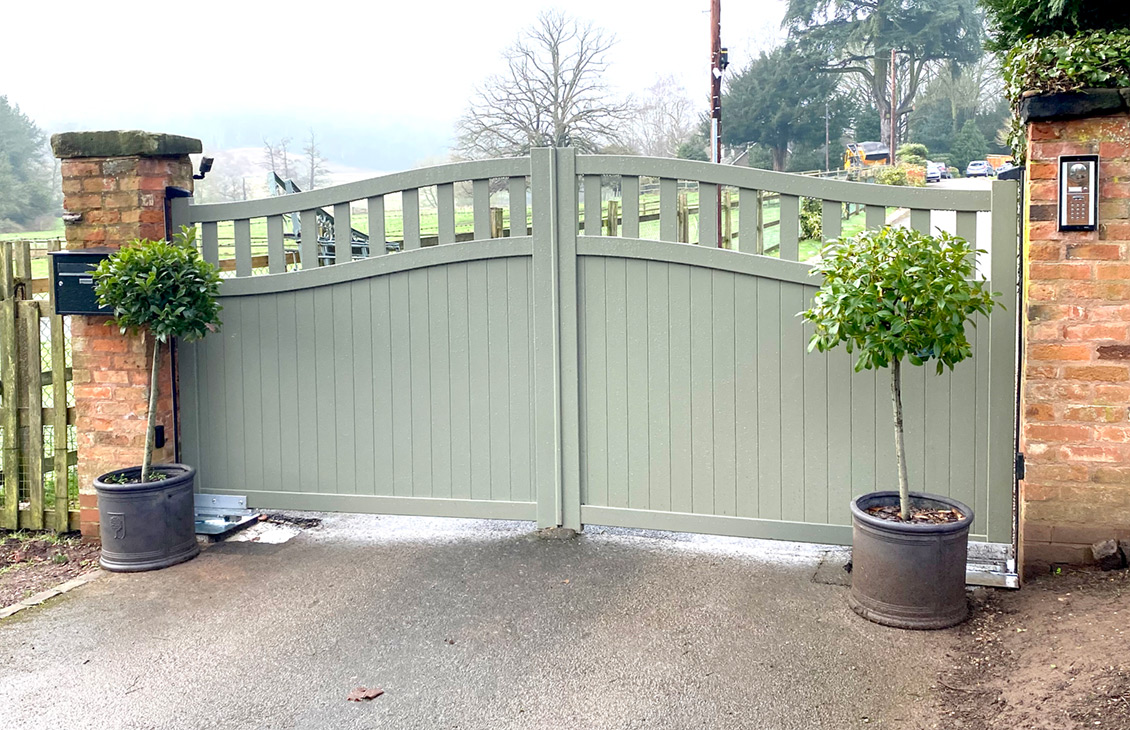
[848,491,973,630]
[94,464,199,572]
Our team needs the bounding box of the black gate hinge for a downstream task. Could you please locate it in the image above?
[1015,452,1025,480]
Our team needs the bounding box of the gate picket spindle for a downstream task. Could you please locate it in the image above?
[267,215,286,273]
[508,177,527,237]
[621,176,640,239]
[437,183,456,244]
[473,179,491,240]
[299,209,319,268]
[234,218,252,277]
[821,199,842,242]
[402,189,421,250]
[778,194,800,260]
[333,203,352,263]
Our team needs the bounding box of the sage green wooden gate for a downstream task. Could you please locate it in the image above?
[174,149,1018,545]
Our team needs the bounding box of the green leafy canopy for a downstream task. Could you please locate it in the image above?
[803,226,998,374]
[93,226,223,343]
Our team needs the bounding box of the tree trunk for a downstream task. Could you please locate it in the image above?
[772,146,788,172]
[890,359,910,520]
[141,336,161,482]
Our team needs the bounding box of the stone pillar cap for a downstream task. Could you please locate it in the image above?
[51,130,202,159]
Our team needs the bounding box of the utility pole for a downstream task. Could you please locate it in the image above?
[710,0,723,246]
[889,48,897,161]
[825,101,830,171]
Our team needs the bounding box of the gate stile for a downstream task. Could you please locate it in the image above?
[174,151,1018,546]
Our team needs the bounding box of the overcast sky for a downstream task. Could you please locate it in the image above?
[4,0,788,169]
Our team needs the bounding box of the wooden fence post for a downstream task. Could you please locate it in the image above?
[489,206,504,239]
[722,190,733,250]
[606,200,619,236]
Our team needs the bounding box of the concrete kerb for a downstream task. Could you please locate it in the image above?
[0,569,104,621]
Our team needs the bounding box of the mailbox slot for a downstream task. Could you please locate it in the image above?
[49,248,114,315]
[1059,154,1099,231]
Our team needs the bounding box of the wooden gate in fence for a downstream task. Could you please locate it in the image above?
[0,241,78,532]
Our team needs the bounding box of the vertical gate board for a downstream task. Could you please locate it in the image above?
[276,291,301,492]
[973,288,992,537]
[711,270,737,516]
[851,365,877,502]
[580,257,608,507]
[924,359,952,494]
[21,300,44,530]
[446,267,471,499]
[295,289,320,493]
[506,257,533,503]
[509,177,527,237]
[332,284,357,491]
[779,282,805,522]
[948,349,977,513]
[258,295,283,491]
[802,283,829,525]
[825,346,853,521]
[667,265,693,514]
[240,298,265,495]
[603,258,628,509]
[427,267,452,498]
[370,277,395,495]
[313,287,339,489]
[389,274,414,497]
[734,276,759,518]
[350,279,376,494]
[900,354,926,494]
[625,259,649,509]
[466,261,492,502]
[645,261,672,512]
[485,261,511,501]
[689,268,714,514]
[222,299,247,486]
[408,269,433,497]
[756,279,782,520]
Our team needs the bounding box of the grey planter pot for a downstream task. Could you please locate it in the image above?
[848,491,973,630]
[94,464,200,572]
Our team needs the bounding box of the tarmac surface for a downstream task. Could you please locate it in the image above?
[0,514,952,729]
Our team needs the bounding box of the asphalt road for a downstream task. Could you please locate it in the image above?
[0,515,953,729]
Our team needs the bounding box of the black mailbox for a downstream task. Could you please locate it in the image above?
[49,248,114,315]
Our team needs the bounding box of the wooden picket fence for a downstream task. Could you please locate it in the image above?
[0,240,78,532]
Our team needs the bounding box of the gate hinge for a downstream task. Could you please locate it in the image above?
[1015,452,1025,480]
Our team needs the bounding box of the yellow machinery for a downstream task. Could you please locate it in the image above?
[844,142,891,169]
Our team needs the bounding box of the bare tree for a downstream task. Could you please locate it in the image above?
[262,137,294,179]
[624,76,698,158]
[456,10,630,158]
[301,129,331,189]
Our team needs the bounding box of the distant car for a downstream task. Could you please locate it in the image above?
[925,162,943,183]
[965,160,991,177]
[996,162,1015,175]
[940,165,953,179]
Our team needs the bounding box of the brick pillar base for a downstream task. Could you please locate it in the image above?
[1020,97,1130,575]
[52,131,201,539]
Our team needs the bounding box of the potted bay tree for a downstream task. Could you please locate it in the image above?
[803,226,998,629]
[91,226,222,572]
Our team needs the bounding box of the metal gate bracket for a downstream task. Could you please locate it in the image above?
[194,493,258,536]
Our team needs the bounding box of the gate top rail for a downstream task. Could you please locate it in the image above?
[575,155,993,212]
[186,157,531,223]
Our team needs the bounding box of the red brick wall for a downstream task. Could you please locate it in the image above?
[1021,114,1130,573]
[60,155,194,539]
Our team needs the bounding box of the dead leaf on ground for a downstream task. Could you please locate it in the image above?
[347,686,384,702]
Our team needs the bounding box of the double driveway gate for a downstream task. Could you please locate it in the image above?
[174,149,1019,546]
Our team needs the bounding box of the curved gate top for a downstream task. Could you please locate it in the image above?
[173,150,1019,547]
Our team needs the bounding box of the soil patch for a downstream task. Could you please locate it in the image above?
[0,532,100,609]
[926,568,1130,729]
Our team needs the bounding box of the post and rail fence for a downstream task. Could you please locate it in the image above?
[0,240,79,532]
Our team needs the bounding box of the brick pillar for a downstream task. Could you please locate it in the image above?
[1019,93,1130,575]
[51,131,201,539]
